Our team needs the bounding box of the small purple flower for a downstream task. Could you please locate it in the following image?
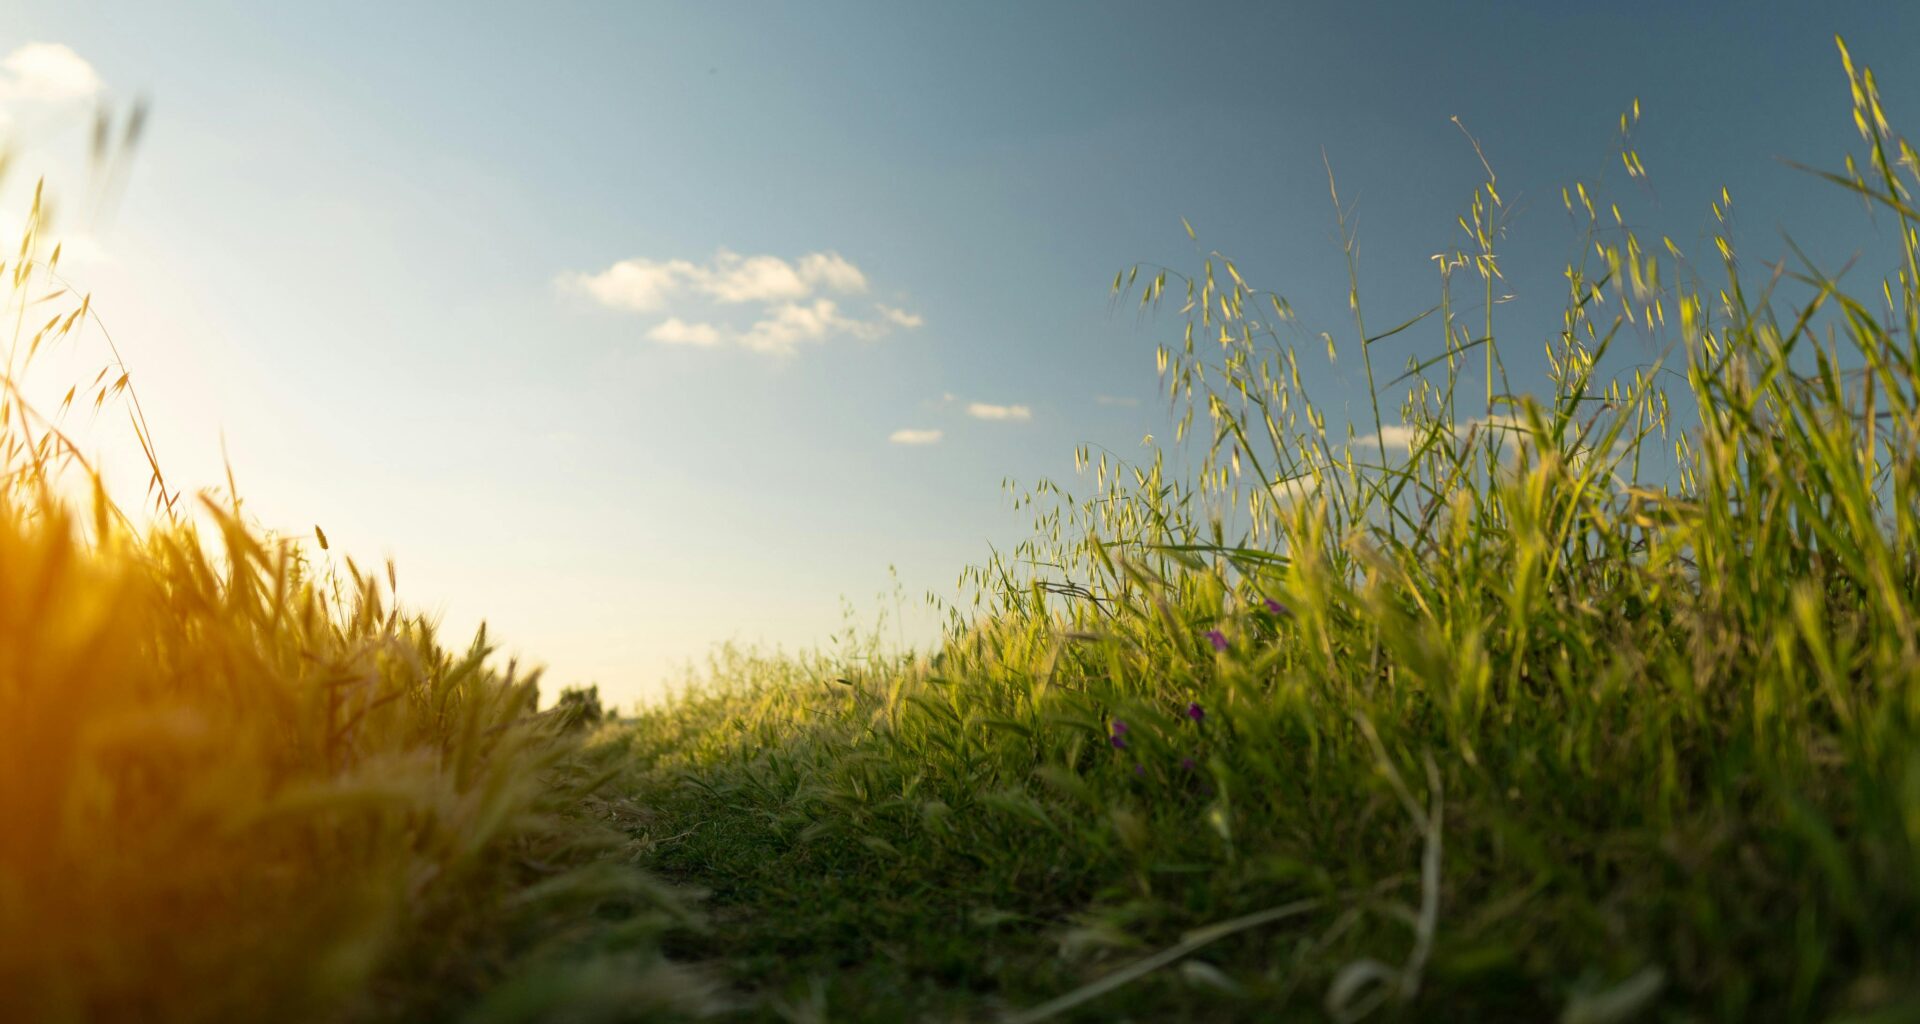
[1204,629,1228,652]
[1263,598,1290,617]
[1180,757,1198,772]
[1109,719,1130,750]
[1186,701,1205,723]
[1134,763,1146,778]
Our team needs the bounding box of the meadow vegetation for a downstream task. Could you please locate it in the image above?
[4,35,1920,1024]
[619,40,1920,1022]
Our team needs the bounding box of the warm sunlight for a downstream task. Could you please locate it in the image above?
[4,4,1920,1021]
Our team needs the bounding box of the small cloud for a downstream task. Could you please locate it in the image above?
[739,298,880,354]
[559,258,695,313]
[1095,394,1140,408]
[797,251,868,294]
[646,317,722,346]
[562,248,873,311]
[560,247,917,355]
[0,43,102,102]
[889,428,943,445]
[702,249,811,304]
[966,402,1031,422]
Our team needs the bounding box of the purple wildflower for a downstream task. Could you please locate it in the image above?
[1180,757,1198,772]
[1109,719,1129,750]
[1134,763,1146,777]
[1204,629,1228,652]
[1186,701,1205,723]
[1263,597,1290,617]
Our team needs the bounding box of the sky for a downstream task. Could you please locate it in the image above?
[3,2,1917,707]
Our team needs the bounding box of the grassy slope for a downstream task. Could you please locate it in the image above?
[617,43,1920,1023]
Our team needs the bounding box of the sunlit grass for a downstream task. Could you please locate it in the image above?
[622,38,1920,1021]
[0,130,711,1023]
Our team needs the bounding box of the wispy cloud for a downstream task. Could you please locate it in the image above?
[566,258,694,313]
[739,298,885,354]
[794,252,867,295]
[559,248,919,355]
[965,402,1031,422]
[889,428,943,445]
[0,43,101,102]
[646,317,722,346]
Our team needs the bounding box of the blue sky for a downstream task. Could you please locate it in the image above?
[5,2,1917,706]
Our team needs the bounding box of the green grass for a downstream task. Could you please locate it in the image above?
[612,40,1920,1022]
[10,33,1920,1024]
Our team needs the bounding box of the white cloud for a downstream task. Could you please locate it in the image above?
[797,251,867,294]
[701,249,810,304]
[563,248,872,311]
[646,317,722,346]
[560,257,695,312]
[561,248,918,355]
[0,43,101,102]
[889,428,943,445]
[738,298,885,354]
[966,402,1031,422]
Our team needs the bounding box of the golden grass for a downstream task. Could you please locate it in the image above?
[0,142,709,1023]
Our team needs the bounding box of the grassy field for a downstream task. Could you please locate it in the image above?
[614,42,1920,1022]
[8,36,1920,1024]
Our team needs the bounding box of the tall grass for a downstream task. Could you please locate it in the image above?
[626,39,1920,1021]
[0,134,711,1021]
